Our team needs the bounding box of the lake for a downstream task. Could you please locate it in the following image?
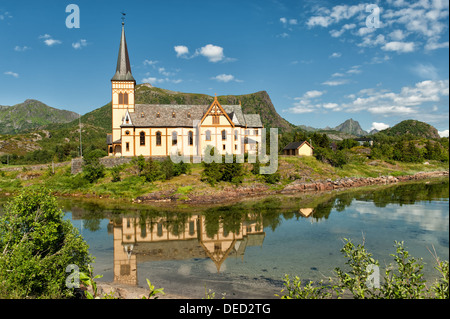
[9,179,450,298]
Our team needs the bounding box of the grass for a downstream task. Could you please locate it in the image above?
[0,155,448,201]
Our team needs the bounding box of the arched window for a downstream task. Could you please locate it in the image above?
[188,131,193,146]
[123,93,128,104]
[140,131,145,146]
[205,130,211,141]
[234,129,238,141]
[222,130,226,141]
[172,131,178,145]
[156,131,162,146]
[119,92,123,104]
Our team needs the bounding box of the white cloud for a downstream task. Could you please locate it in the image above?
[39,34,61,46]
[438,129,449,137]
[14,45,29,52]
[410,63,439,80]
[303,90,325,99]
[72,39,87,49]
[197,44,224,63]
[330,23,356,37]
[143,59,158,66]
[211,74,242,83]
[174,45,189,57]
[280,17,298,25]
[306,16,333,28]
[329,52,341,58]
[322,79,348,86]
[381,41,415,53]
[4,71,19,78]
[389,29,408,40]
[371,122,390,131]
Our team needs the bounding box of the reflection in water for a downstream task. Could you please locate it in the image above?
[111,213,266,285]
[60,179,449,293]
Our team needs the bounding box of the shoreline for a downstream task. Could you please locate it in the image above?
[134,169,449,205]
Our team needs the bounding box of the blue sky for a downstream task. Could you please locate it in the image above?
[0,0,449,135]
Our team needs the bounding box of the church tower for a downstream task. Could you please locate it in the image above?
[111,21,135,146]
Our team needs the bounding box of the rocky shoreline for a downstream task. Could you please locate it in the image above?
[135,170,449,205]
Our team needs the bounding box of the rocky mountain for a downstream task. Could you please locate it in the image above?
[378,119,441,139]
[333,118,367,137]
[0,99,79,134]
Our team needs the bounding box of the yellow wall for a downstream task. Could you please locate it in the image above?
[298,143,313,156]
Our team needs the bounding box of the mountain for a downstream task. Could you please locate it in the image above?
[0,85,295,158]
[333,119,367,137]
[379,119,441,139]
[134,84,294,132]
[0,99,79,134]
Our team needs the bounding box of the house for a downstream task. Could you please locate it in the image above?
[107,21,263,158]
[282,141,314,156]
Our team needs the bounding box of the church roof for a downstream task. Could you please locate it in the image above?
[111,23,135,82]
[123,103,263,128]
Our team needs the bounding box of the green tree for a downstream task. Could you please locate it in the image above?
[0,188,92,298]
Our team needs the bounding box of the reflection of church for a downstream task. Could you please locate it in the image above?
[110,214,265,285]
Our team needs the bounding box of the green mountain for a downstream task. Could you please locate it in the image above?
[134,84,294,131]
[379,119,441,139]
[333,118,367,137]
[0,99,79,134]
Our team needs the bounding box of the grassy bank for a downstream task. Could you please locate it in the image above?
[0,155,448,202]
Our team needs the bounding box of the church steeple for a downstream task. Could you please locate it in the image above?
[111,21,135,82]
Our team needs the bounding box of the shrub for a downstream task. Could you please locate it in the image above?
[278,239,449,299]
[0,188,92,298]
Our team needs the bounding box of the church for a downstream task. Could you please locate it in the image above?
[107,22,263,158]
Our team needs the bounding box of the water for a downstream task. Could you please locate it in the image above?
[25,180,450,298]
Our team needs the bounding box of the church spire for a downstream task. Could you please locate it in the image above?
[111,20,135,82]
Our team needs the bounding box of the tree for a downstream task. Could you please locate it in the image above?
[82,150,105,183]
[0,188,92,298]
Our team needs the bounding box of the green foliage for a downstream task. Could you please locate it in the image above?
[0,188,92,298]
[201,153,245,186]
[82,151,105,183]
[142,278,165,299]
[79,264,104,299]
[276,274,337,299]
[110,165,121,182]
[278,238,449,299]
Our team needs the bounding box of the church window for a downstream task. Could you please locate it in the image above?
[119,92,123,104]
[223,144,226,151]
[221,130,226,141]
[156,131,162,146]
[126,142,130,152]
[156,112,160,118]
[123,93,128,104]
[140,112,145,118]
[172,131,178,145]
[205,130,211,141]
[172,112,176,118]
[254,129,258,136]
[125,130,130,135]
[235,144,237,150]
[188,131,193,146]
[234,130,238,141]
[140,132,145,146]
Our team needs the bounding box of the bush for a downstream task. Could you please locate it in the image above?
[0,188,92,298]
[82,151,105,183]
[278,239,449,299]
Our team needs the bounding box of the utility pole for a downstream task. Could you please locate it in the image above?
[79,113,83,158]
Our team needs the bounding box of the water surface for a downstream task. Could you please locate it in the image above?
[57,179,449,298]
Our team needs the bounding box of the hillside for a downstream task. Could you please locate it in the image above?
[0,99,79,134]
[135,84,294,132]
[379,119,441,139]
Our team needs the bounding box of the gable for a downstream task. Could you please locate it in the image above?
[200,97,234,127]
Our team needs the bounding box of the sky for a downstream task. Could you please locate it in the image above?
[0,0,449,136]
